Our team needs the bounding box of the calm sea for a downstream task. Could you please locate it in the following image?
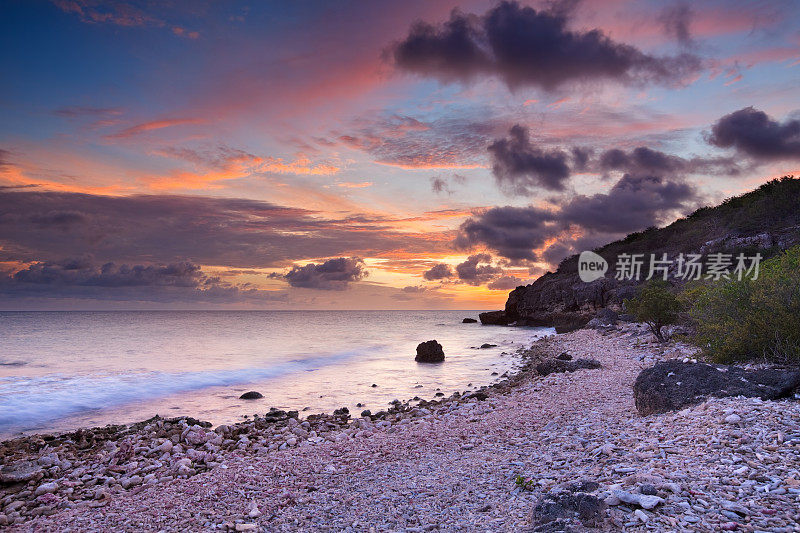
[0,311,553,438]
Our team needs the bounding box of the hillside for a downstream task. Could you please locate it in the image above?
[484,176,800,330]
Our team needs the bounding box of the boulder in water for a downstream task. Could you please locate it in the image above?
[462,318,478,323]
[239,391,263,400]
[415,340,445,363]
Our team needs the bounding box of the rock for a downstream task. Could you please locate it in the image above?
[239,391,263,400]
[536,358,602,376]
[0,461,44,484]
[34,482,58,496]
[235,524,257,531]
[724,414,742,424]
[639,484,657,496]
[556,352,572,361]
[532,491,607,529]
[479,343,498,349]
[478,311,511,325]
[360,409,372,417]
[462,318,478,323]
[612,489,663,510]
[633,360,800,415]
[415,340,445,363]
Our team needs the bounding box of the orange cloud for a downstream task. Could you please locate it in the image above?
[336,181,373,188]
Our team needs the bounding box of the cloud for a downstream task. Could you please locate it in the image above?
[597,146,739,177]
[0,191,451,269]
[332,112,498,170]
[707,106,800,160]
[487,275,525,290]
[52,0,159,27]
[422,263,453,280]
[391,1,702,90]
[53,106,124,118]
[455,173,700,264]
[489,125,571,193]
[106,118,206,139]
[455,205,557,261]
[455,253,503,285]
[0,257,267,303]
[558,174,699,234]
[659,3,695,46]
[279,257,367,290]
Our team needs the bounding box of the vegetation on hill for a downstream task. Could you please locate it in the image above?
[624,280,682,342]
[686,245,800,365]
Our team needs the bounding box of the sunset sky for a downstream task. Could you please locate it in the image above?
[1,0,799,309]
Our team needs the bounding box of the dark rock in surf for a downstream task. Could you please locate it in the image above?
[479,343,498,349]
[462,317,478,323]
[479,310,511,325]
[239,391,263,400]
[415,340,445,363]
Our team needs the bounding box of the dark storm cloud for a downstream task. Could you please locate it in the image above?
[455,253,503,285]
[597,146,741,178]
[423,263,453,280]
[707,107,800,160]
[0,257,269,303]
[279,257,367,290]
[392,1,701,90]
[558,174,698,234]
[489,125,571,193]
[455,205,557,261]
[0,191,448,268]
[455,173,700,264]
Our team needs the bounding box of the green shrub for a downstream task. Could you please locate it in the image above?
[688,246,800,364]
[624,280,683,342]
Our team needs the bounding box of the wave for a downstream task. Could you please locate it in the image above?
[0,347,379,431]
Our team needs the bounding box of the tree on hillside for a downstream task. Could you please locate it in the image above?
[625,280,682,342]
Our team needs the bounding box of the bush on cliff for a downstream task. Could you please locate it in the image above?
[688,245,800,365]
[624,280,682,342]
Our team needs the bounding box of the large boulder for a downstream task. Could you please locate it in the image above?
[634,360,800,415]
[479,311,511,325]
[462,317,478,323]
[415,340,445,363]
[0,461,43,485]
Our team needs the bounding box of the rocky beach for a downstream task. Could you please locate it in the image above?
[2,324,799,532]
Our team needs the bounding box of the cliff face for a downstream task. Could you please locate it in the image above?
[485,177,800,329]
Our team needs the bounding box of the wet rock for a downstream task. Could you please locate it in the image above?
[478,310,511,325]
[415,340,445,363]
[633,360,800,415]
[462,318,478,323]
[239,391,263,400]
[479,343,498,349]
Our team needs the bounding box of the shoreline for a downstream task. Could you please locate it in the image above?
[2,324,799,531]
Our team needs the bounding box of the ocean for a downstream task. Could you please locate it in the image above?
[0,311,553,438]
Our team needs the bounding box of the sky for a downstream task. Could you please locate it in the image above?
[1,0,799,310]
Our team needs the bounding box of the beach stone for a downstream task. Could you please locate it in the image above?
[724,414,742,424]
[415,340,445,363]
[0,461,44,484]
[34,482,58,497]
[479,343,498,349]
[612,489,663,509]
[633,360,800,415]
[239,391,263,400]
[462,318,477,323]
[535,358,602,376]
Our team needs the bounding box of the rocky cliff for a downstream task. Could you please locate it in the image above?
[483,176,800,330]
